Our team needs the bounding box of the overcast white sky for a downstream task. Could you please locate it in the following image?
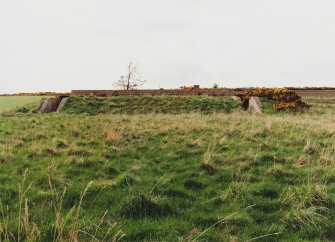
[1,0,335,93]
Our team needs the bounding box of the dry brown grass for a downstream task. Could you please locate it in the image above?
[104,129,123,144]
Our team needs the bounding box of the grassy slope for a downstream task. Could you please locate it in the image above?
[0,98,335,241]
[60,95,241,115]
[0,96,45,113]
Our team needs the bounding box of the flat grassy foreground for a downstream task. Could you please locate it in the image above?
[0,96,46,113]
[0,98,335,241]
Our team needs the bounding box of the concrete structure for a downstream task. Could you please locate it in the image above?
[70,88,244,97]
[248,97,262,113]
[39,97,68,113]
[70,88,335,98]
[56,97,68,112]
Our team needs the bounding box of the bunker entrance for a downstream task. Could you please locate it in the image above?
[39,96,68,113]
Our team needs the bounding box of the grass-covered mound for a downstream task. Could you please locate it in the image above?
[1,102,335,241]
[60,95,241,115]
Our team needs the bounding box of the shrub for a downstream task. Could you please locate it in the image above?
[242,88,310,111]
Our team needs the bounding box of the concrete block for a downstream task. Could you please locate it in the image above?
[56,98,68,112]
[248,97,262,113]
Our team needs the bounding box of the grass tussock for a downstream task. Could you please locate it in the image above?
[0,170,124,242]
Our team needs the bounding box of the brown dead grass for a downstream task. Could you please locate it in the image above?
[104,129,123,144]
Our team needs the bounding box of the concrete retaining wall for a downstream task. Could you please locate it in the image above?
[71,89,244,96]
[56,98,68,112]
[70,88,335,98]
[248,97,262,113]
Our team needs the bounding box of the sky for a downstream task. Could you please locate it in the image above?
[1,0,335,93]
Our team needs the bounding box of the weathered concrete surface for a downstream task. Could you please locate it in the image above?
[71,88,244,96]
[39,98,62,113]
[56,98,68,112]
[248,97,262,113]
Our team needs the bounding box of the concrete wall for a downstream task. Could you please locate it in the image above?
[71,89,244,97]
[70,89,335,98]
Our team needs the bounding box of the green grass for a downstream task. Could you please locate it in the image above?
[304,98,335,104]
[0,96,46,113]
[1,97,335,241]
[259,97,277,114]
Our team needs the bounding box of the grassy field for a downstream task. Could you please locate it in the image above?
[0,96,46,113]
[0,97,335,241]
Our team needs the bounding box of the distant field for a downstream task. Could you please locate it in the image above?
[0,96,46,113]
[296,89,335,98]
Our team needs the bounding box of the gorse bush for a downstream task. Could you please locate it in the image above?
[243,88,310,111]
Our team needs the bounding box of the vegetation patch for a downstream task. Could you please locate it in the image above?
[120,195,173,219]
[59,95,241,115]
[242,88,310,111]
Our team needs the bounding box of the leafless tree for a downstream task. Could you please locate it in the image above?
[114,62,146,90]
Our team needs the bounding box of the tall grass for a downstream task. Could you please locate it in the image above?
[0,170,124,241]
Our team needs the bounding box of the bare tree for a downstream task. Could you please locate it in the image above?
[114,62,146,90]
